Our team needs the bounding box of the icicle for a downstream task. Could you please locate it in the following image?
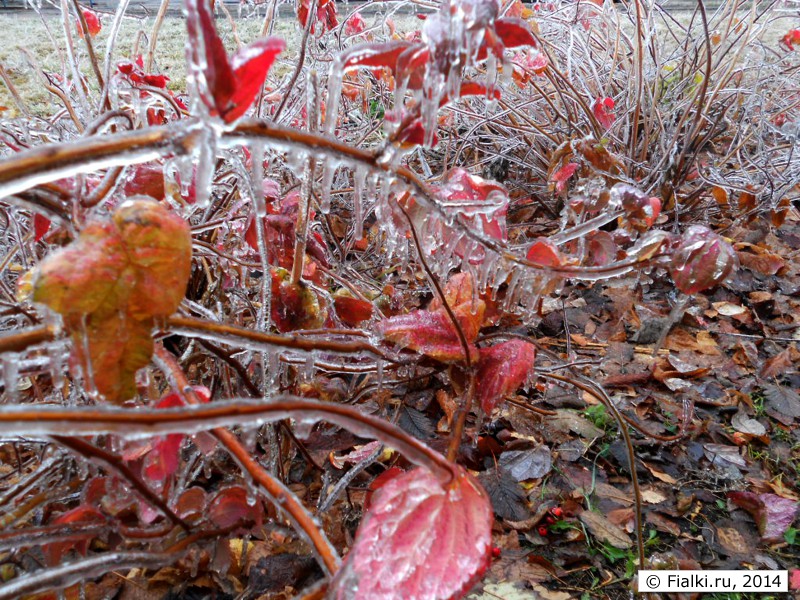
[302,352,316,382]
[251,142,266,217]
[375,359,384,391]
[324,57,344,136]
[192,124,217,209]
[2,356,19,403]
[319,161,336,214]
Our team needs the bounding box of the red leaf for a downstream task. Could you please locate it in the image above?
[330,466,493,600]
[669,225,737,294]
[77,9,101,38]
[494,18,537,49]
[395,118,437,148]
[333,294,374,326]
[550,162,578,193]
[475,340,536,413]
[781,29,800,50]
[186,0,283,122]
[225,38,286,123]
[33,214,51,241]
[123,163,166,200]
[345,12,367,36]
[453,81,501,103]
[592,96,615,129]
[728,491,799,542]
[380,309,479,363]
[271,268,324,332]
[208,486,264,529]
[613,183,661,232]
[526,238,563,267]
[186,0,236,117]
[297,0,338,34]
[142,434,183,482]
[365,466,406,510]
[45,506,105,565]
[342,41,414,72]
[436,168,508,244]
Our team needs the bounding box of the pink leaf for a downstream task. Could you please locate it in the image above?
[476,340,536,413]
[436,168,508,243]
[728,491,799,542]
[669,225,737,294]
[550,162,578,193]
[345,12,367,36]
[592,96,616,129]
[790,569,800,591]
[526,238,563,267]
[330,441,382,469]
[330,466,493,600]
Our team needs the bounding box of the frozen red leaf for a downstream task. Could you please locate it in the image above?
[333,293,374,326]
[76,9,101,38]
[382,272,485,362]
[329,466,493,600]
[330,441,382,469]
[475,339,536,413]
[526,238,563,267]
[123,163,166,200]
[33,213,51,242]
[592,96,616,129]
[493,17,537,49]
[342,41,414,72]
[271,268,324,332]
[550,162,578,193]
[208,486,264,530]
[45,506,106,565]
[297,0,338,34]
[436,168,509,250]
[728,491,799,542]
[186,0,284,122]
[613,183,661,232]
[345,12,367,36]
[380,309,479,363]
[226,38,286,122]
[668,225,737,294]
[781,29,800,50]
[29,199,192,403]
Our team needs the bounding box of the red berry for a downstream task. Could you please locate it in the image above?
[538,526,549,537]
[551,506,563,518]
[491,546,502,558]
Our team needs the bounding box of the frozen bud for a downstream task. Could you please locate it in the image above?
[669,225,737,294]
[611,183,661,232]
